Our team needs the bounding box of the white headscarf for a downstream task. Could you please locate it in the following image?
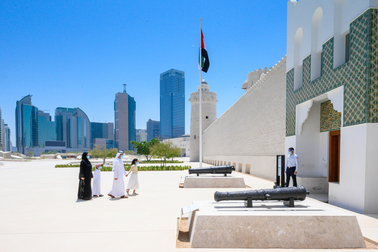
[112,151,124,171]
[115,152,123,159]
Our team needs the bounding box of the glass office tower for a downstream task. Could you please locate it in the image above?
[91,122,114,149]
[15,95,39,153]
[38,110,56,148]
[55,107,90,149]
[159,69,185,140]
[146,119,160,141]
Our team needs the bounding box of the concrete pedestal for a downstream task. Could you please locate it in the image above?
[188,200,366,249]
[183,175,245,188]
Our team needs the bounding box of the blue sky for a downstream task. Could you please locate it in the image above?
[0,0,287,145]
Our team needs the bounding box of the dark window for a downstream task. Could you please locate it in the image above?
[320,51,323,76]
[345,33,350,62]
[206,116,209,119]
[194,135,196,139]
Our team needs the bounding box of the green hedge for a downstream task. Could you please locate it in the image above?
[139,160,183,164]
[132,165,190,171]
[56,164,190,171]
[92,165,191,171]
[55,164,80,168]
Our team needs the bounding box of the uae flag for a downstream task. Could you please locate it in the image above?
[199,29,210,73]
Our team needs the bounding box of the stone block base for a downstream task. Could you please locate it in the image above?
[183,176,245,188]
[188,200,365,249]
[297,176,328,193]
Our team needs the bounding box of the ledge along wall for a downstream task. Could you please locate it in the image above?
[203,57,287,181]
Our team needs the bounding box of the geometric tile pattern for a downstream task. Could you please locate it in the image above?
[286,9,378,136]
[320,100,341,132]
[368,10,378,123]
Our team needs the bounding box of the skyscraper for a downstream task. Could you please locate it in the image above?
[15,95,39,153]
[55,107,90,149]
[146,119,160,141]
[160,69,185,140]
[91,122,114,149]
[114,85,136,151]
[4,124,11,152]
[38,110,56,148]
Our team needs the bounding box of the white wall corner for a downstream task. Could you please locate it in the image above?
[296,100,314,135]
[327,86,344,126]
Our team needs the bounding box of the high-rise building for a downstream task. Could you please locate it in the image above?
[146,119,160,141]
[1,119,4,151]
[114,85,136,151]
[15,95,39,153]
[38,110,56,148]
[91,122,114,149]
[55,107,90,149]
[4,124,11,152]
[136,129,147,142]
[159,69,185,140]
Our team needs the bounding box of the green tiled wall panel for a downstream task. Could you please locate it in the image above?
[320,100,341,132]
[286,9,378,136]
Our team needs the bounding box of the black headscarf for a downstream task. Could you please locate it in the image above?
[82,152,90,164]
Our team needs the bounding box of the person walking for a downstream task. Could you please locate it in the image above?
[108,151,128,198]
[92,164,103,197]
[78,152,93,200]
[126,158,139,195]
[285,147,298,187]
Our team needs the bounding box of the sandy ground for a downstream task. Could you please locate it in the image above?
[1,158,378,252]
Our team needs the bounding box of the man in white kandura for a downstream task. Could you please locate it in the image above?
[108,151,128,198]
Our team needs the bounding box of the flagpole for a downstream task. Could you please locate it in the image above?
[199,18,203,168]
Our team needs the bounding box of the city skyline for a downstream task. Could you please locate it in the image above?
[0,0,287,146]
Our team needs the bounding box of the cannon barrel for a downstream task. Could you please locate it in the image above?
[214,186,309,205]
[189,165,235,176]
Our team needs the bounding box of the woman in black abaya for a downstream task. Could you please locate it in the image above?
[78,152,93,200]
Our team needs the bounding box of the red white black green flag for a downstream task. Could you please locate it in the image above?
[199,29,210,73]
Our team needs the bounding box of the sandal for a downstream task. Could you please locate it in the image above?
[120,195,128,198]
[108,193,115,198]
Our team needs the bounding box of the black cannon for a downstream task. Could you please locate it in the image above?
[188,165,236,176]
[214,185,310,207]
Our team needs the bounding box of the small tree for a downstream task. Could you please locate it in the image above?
[168,144,181,161]
[90,145,118,166]
[131,138,160,161]
[150,142,181,166]
[27,151,33,157]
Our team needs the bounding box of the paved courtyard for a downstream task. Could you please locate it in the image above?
[1,158,378,251]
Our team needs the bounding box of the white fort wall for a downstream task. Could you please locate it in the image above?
[203,57,286,181]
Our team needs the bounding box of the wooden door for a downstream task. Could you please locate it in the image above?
[329,130,340,182]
